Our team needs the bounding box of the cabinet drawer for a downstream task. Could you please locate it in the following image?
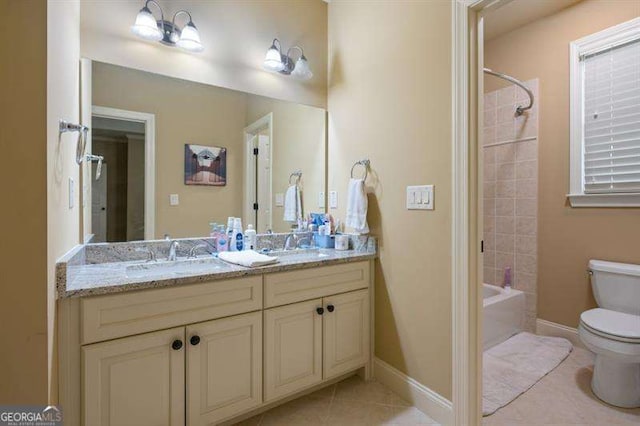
[264,261,369,308]
[81,276,262,344]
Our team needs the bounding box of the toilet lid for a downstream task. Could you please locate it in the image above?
[580,308,640,341]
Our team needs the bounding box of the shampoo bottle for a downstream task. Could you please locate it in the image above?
[232,218,244,251]
[503,267,512,291]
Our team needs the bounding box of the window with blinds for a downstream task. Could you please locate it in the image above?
[582,37,640,194]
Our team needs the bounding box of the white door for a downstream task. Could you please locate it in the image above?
[186,312,262,425]
[257,131,272,232]
[263,299,323,401]
[91,162,107,242]
[83,327,185,426]
[323,289,370,379]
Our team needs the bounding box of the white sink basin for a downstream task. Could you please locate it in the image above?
[126,257,229,279]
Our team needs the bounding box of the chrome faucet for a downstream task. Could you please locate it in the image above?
[168,240,180,261]
[188,244,209,258]
[283,233,299,250]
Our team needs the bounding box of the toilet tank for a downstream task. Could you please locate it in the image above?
[589,259,640,315]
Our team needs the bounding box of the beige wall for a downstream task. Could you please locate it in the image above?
[81,0,328,108]
[484,0,640,328]
[93,62,248,238]
[247,97,326,233]
[0,0,49,404]
[328,0,452,399]
[47,0,82,402]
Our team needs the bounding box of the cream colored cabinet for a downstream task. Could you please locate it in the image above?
[186,312,262,425]
[264,299,324,401]
[83,327,186,426]
[264,289,370,401]
[83,312,263,426]
[323,289,370,379]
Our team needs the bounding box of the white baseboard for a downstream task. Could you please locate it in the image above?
[373,357,453,425]
[536,318,586,349]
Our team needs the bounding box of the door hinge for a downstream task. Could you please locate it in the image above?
[253,148,259,155]
[481,240,484,253]
[253,203,259,210]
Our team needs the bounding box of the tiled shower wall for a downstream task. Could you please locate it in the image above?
[483,79,538,332]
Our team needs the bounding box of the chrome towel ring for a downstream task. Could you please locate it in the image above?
[350,159,370,181]
[59,120,90,164]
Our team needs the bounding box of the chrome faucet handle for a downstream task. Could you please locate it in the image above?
[168,240,180,261]
[188,244,209,258]
[135,247,157,262]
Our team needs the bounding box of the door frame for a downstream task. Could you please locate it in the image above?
[243,113,273,231]
[91,105,156,240]
[452,0,513,424]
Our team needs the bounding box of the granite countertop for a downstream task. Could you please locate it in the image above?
[56,235,376,299]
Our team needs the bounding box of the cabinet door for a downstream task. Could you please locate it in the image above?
[323,289,370,379]
[186,312,262,425]
[83,327,185,426]
[264,299,323,401]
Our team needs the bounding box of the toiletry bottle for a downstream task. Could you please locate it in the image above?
[216,225,228,252]
[245,224,257,251]
[503,267,512,291]
[227,217,236,251]
[209,222,218,238]
[233,218,244,251]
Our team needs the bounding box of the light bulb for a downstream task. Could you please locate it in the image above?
[263,42,284,72]
[291,55,313,80]
[176,21,203,52]
[131,7,163,41]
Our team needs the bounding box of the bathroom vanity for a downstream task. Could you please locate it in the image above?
[56,240,375,425]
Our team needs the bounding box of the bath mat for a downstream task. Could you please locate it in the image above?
[483,332,572,416]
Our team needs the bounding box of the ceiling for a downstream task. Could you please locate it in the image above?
[484,0,583,41]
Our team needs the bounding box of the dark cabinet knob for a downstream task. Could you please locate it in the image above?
[190,335,201,346]
[171,339,183,350]
[316,307,324,315]
[327,304,335,313]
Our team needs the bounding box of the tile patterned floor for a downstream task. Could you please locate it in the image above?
[233,375,439,425]
[483,346,640,425]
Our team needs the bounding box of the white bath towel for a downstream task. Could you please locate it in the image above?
[345,178,369,234]
[218,250,278,268]
[283,185,302,222]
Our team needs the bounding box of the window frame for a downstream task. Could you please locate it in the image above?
[568,17,640,208]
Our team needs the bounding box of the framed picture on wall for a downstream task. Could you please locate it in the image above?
[184,144,227,186]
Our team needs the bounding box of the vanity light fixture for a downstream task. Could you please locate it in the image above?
[131,0,204,53]
[263,39,313,80]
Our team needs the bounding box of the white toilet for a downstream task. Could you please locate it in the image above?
[578,259,640,408]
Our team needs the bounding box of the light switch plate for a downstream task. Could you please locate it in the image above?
[318,192,325,209]
[329,191,338,209]
[69,177,75,209]
[169,194,179,206]
[406,185,434,210]
[275,193,284,207]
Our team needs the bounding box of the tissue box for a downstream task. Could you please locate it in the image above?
[314,233,335,249]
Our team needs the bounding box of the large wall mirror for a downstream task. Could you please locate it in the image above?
[82,61,327,242]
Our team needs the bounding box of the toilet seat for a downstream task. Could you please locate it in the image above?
[580,308,640,343]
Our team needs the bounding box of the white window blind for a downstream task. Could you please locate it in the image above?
[582,37,640,194]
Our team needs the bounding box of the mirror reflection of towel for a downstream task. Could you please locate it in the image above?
[284,185,302,222]
[346,178,369,234]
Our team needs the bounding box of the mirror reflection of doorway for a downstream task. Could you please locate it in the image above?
[91,116,145,242]
[244,114,273,233]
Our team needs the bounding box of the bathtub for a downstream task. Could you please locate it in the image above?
[483,283,525,350]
